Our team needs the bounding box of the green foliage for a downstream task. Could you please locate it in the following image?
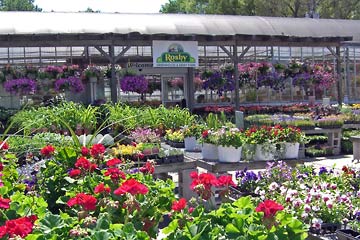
[160,0,360,19]
[164,196,308,239]
[0,0,42,11]
[7,133,73,159]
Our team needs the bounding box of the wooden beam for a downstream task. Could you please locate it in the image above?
[94,46,111,61]
[114,45,131,62]
[326,46,341,61]
[219,46,235,61]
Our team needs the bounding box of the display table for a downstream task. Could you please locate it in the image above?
[301,128,342,157]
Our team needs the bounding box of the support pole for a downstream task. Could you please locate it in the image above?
[109,45,118,103]
[336,46,342,106]
[345,47,350,104]
[187,67,195,110]
[233,45,240,110]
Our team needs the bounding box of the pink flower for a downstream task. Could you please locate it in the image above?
[81,147,90,156]
[0,197,10,209]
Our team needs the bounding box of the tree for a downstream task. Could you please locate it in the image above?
[0,0,41,11]
[159,0,360,19]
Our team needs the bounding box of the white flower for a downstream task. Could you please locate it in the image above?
[280,186,287,194]
[312,218,323,230]
[301,212,309,219]
[293,198,303,208]
[312,205,320,212]
[254,187,260,195]
[326,200,333,209]
[304,204,311,213]
[269,182,279,191]
[322,193,331,202]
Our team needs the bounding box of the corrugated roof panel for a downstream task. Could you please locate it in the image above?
[0,12,358,41]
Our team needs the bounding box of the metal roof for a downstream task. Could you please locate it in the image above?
[0,12,358,46]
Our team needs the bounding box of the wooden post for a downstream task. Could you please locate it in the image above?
[233,45,240,110]
[109,45,118,103]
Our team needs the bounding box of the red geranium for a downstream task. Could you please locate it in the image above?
[81,146,90,156]
[90,143,105,157]
[190,171,219,200]
[0,141,9,151]
[217,175,236,187]
[74,157,97,171]
[171,198,187,212]
[0,197,10,209]
[255,199,284,218]
[0,163,3,171]
[114,178,148,196]
[104,168,126,181]
[40,145,55,158]
[190,172,218,191]
[0,215,37,238]
[67,193,97,211]
[69,169,81,178]
[106,158,122,167]
[94,183,111,194]
[139,161,155,174]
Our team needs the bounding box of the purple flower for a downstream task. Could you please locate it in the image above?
[120,75,148,94]
[319,166,328,175]
[54,77,84,93]
[202,70,234,96]
[3,78,37,95]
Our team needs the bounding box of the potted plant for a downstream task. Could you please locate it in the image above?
[82,65,103,82]
[245,125,278,161]
[276,125,306,159]
[181,124,204,152]
[199,129,218,161]
[164,129,185,148]
[3,78,37,96]
[216,126,245,163]
[54,77,85,94]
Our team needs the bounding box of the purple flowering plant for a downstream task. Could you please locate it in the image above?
[202,70,234,96]
[3,78,37,95]
[54,77,84,93]
[120,75,148,94]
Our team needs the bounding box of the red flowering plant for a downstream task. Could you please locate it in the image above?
[40,144,56,158]
[0,150,48,240]
[34,142,177,239]
[164,195,308,239]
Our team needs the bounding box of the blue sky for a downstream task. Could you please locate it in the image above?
[34,0,169,13]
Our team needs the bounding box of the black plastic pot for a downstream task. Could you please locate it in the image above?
[336,229,360,240]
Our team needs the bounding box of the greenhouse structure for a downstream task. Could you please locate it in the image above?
[0,11,360,110]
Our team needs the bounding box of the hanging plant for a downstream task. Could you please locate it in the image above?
[120,75,149,94]
[3,78,37,95]
[202,70,234,96]
[54,77,84,93]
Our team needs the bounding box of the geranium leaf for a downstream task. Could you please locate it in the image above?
[39,212,65,234]
[95,213,110,230]
[225,223,241,233]
[162,219,178,234]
